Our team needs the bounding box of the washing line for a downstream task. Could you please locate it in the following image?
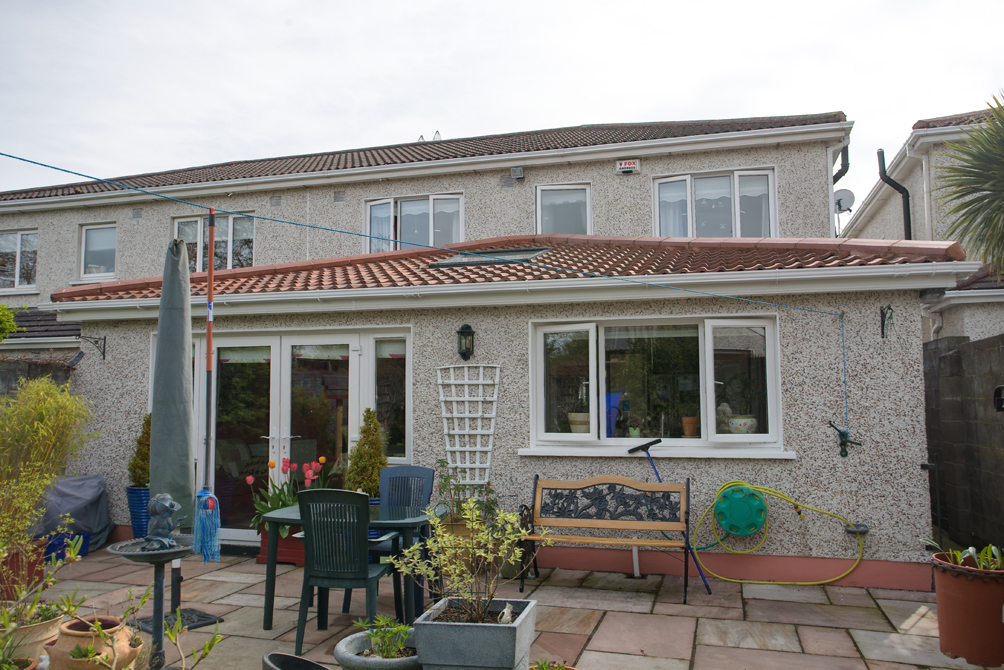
[0,150,852,433]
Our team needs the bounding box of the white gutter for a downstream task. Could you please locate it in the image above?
[0,122,853,213]
[42,261,979,322]
[926,288,1004,313]
[0,336,81,350]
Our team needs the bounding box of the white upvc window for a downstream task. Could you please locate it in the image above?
[531,315,781,454]
[175,214,255,273]
[536,184,592,235]
[0,230,38,290]
[80,224,116,279]
[654,170,776,238]
[367,194,464,253]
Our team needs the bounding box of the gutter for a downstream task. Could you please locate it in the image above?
[0,122,854,213]
[925,288,1004,313]
[41,261,980,322]
[0,336,81,350]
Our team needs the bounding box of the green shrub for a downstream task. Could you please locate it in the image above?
[128,414,151,488]
[344,408,387,497]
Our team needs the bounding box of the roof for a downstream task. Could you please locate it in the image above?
[913,110,990,130]
[0,113,846,203]
[955,265,1003,291]
[49,235,964,304]
[7,308,81,338]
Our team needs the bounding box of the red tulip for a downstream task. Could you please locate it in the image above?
[246,475,255,485]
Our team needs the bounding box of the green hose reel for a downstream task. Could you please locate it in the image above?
[714,484,767,536]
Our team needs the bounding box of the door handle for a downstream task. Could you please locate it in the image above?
[289,436,301,440]
[260,435,274,440]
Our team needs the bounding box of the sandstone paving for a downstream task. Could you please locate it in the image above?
[276,614,354,645]
[541,568,590,588]
[867,588,936,603]
[798,625,860,657]
[875,600,939,637]
[213,592,301,610]
[134,600,240,620]
[495,582,536,600]
[746,599,895,631]
[529,585,654,613]
[652,602,744,619]
[221,558,297,575]
[41,579,131,600]
[189,636,298,670]
[743,583,829,604]
[55,558,118,580]
[192,569,267,584]
[658,575,742,608]
[137,629,219,667]
[586,611,696,659]
[529,632,589,665]
[693,645,869,670]
[574,651,689,669]
[74,562,147,583]
[696,618,801,652]
[533,605,604,635]
[581,571,661,593]
[213,606,305,640]
[237,568,305,597]
[849,630,983,670]
[864,661,925,670]
[298,626,357,665]
[825,585,878,608]
[182,578,250,603]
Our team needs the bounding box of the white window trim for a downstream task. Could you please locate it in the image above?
[363,332,414,464]
[536,183,592,235]
[174,213,255,271]
[79,223,116,280]
[525,314,787,458]
[365,193,464,253]
[652,169,777,238]
[0,229,38,290]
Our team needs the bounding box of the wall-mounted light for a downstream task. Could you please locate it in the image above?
[510,167,524,181]
[457,324,474,361]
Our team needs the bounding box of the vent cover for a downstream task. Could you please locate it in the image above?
[271,196,281,207]
[132,208,143,219]
[429,247,551,269]
[333,191,345,202]
[500,176,515,188]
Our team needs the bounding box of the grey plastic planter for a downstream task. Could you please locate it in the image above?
[333,631,422,670]
[412,598,537,670]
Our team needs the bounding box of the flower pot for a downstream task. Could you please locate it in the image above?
[333,630,421,669]
[2,615,62,660]
[931,552,1004,667]
[255,525,305,567]
[681,416,700,437]
[0,539,48,600]
[566,413,590,433]
[262,652,330,670]
[728,416,757,434]
[627,427,641,437]
[413,597,537,670]
[126,486,150,539]
[47,616,142,670]
[9,659,38,670]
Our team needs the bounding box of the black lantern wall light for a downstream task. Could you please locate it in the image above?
[457,324,474,361]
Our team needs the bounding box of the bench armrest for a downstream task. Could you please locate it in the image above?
[370,531,400,545]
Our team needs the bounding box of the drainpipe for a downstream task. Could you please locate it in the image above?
[832,146,849,184]
[877,149,912,240]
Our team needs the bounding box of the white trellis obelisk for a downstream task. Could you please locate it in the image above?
[437,364,500,491]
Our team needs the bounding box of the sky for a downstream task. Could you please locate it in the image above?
[1,0,1002,233]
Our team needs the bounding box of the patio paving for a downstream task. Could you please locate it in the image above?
[47,552,994,669]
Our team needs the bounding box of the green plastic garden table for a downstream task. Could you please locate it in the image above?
[261,504,443,629]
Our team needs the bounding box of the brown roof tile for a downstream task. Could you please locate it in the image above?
[912,110,991,130]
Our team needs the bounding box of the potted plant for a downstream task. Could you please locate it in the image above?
[531,662,577,670]
[625,416,643,438]
[717,373,757,434]
[926,540,1004,667]
[126,414,151,540]
[345,408,388,502]
[333,615,420,669]
[392,496,548,670]
[46,587,149,670]
[680,403,700,437]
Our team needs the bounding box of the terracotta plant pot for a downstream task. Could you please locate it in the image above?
[47,616,142,670]
[931,552,1004,667]
[9,659,39,670]
[256,525,305,567]
[681,416,700,437]
[1,615,62,660]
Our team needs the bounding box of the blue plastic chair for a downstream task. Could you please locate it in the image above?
[294,489,401,656]
[342,465,435,619]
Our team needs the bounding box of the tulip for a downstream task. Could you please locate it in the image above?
[246,475,255,485]
[268,460,276,469]
[319,456,326,464]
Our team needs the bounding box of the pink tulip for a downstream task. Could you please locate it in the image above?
[291,463,298,471]
[304,468,314,479]
[246,475,254,485]
[303,478,312,487]
[281,465,289,474]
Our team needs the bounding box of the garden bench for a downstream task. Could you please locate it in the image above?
[519,474,692,602]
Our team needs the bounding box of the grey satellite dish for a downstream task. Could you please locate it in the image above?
[834,189,855,213]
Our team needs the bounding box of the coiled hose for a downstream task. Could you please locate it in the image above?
[690,480,864,585]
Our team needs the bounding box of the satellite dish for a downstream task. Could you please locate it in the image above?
[834,189,855,213]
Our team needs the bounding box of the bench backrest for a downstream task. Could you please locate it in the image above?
[531,475,687,532]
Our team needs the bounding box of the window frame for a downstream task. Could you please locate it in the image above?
[365,193,464,253]
[536,183,593,236]
[652,169,777,238]
[362,332,413,464]
[174,213,255,272]
[0,229,38,291]
[79,223,117,280]
[534,322,598,443]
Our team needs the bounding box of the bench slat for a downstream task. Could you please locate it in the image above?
[524,534,684,548]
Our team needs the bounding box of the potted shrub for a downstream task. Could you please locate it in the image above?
[927,541,1004,667]
[531,662,577,670]
[625,416,643,438]
[46,586,149,670]
[333,615,420,669]
[126,414,151,540]
[345,408,388,502]
[392,496,548,670]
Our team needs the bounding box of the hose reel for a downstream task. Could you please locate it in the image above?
[713,484,767,536]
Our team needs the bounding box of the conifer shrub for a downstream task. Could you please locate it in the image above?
[128,414,151,488]
[344,408,387,497]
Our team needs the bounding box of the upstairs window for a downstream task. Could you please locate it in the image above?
[80,224,115,279]
[368,195,463,253]
[176,215,254,273]
[537,185,591,235]
[0,230,37,289]
[656,171,774,238]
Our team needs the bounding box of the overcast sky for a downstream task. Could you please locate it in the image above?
[2,0,1002,232]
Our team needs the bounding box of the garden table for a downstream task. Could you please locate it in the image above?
[261,504,443,628]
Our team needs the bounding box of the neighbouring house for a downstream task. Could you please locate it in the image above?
[0,112,979,588]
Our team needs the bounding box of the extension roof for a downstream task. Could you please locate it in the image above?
[1,112,846,203]
[7,307,81,338]
[913,110,991,130]
[49,235,964,304]
[955,265,1003,291]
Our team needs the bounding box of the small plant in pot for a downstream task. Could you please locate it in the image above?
[392,496,549,670]
[47,586,150,670]
[333,615,420,670]
[924,539,1004,667]
[126,414,152,540]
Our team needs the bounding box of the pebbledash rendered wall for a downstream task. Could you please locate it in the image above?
[69,287,931,565]
[1,141,833,308]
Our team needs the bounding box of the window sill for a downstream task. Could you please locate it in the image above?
[0,288,40,296]
[71,277,116,285]
[518,444,795,459]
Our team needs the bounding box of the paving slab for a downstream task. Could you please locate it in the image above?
[581,571,662,593]
[495,582,536,600]
[71,562,147,583]
[530,586,654,613]
[134,600,240,620]
[533,605,604,635]
[41,579,131,600]
[864,662,924,670]
[575,650,689,669]
[184,578,250,603]
[798,625,860,657]
[586,611,696,659]
[658,576,742,608]
[214,592,301,610]
[189,635,298,670]
[521,567,553,587]
[867,588,935,603]
[192,570,267,584]
[875,600,939,637]
[138,629,220,667]
[54,558,117,580]
[529,631,589,665]
[693,644,868,670]
[849,630,982,670]
[299,627,357,665]
[213,606,304,640]
[743,583,829,604]
[276,615,354,645]
[826,585,877,608]
[652,603,744,619]
[696,618,801,652]
[542,568,589,588]
[222,559,296,576]
[746,599,894,631]
[238,569,305,597]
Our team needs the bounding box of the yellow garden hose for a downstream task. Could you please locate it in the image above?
[691,480,864,585]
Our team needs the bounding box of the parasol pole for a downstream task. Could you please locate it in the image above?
[194,208,220,561]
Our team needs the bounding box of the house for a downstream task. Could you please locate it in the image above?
[0,112,978,588]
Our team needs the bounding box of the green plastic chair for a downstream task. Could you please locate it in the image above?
[294,489,401,656]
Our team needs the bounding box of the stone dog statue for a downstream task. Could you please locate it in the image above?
[143,493,187,551]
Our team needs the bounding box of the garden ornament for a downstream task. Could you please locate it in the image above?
[144,493,187,551]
